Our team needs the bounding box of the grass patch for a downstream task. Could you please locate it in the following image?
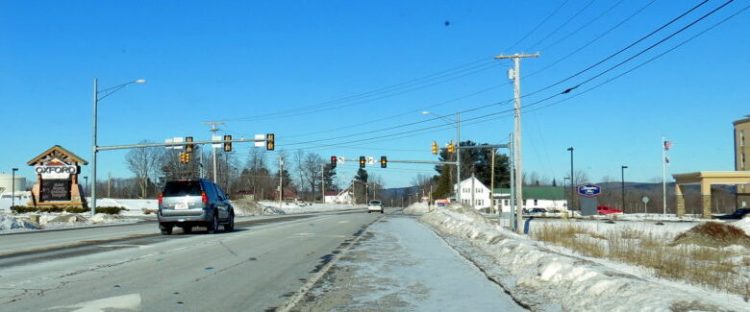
[531,222,749,296]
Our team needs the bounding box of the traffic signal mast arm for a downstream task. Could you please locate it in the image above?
[388,159,457,165]
[96,137,272,151]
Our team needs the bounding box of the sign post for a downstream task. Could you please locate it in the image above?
[642,196,650,214]
[577,184,602,216]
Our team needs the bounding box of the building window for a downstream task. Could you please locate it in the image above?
[741,130,745,147]
[533,199,538,206]
[504,199,509,205]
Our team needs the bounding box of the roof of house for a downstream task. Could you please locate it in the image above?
[493,186,566,200]
[27,145,88,166]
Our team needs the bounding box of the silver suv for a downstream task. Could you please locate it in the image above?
[157,179,235,234]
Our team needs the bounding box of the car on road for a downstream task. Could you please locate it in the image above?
[713,208,750,220]
[157,179,235,235]
[596,205,623,215]
[368,200,384,214]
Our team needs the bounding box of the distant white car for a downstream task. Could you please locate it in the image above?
[368,200,384,214]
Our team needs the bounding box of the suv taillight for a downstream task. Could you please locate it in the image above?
[201,191,208,205]
[157,193,163,207]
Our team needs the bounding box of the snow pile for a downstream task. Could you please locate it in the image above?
[258,201,359,214]
[733,217,750,235]
[402,202,429,215]
[0,215,40,231]
[420,205,747,311]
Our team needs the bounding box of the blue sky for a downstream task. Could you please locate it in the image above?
[1,0,748,188]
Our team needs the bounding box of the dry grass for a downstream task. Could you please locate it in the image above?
[531,223,749,296]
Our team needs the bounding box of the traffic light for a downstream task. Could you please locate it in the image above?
[185,136,194,153]
[380,156,387,168]
[330,156,337,168]
[179,152,187,164]
[266,133,275,151]
[223,135,232,152]
[359,156,366,169]
[185,152,191,163]
[447,142,455,154]
[431,141,438,155]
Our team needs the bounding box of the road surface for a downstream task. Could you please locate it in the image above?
[0,209,524,311]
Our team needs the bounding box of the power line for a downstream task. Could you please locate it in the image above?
[527,0,597,51]
[504,0,571,52]
[524,0,712,98]
[527,0,659,79]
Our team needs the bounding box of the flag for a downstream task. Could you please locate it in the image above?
[663,140,672,151]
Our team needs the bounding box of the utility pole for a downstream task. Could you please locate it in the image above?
[204,121,224,183]
[278,155,283,209]
[321,164,325,204]
[490,149,495,214]
[107,172,111,198]
[456,112,462,204]
[496,52,539,234]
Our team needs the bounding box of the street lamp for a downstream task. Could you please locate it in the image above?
[11,168,18,208]
[567,147,574,210]
[422,111,461,203]
[91,78,146,215]
[621,165,628,211]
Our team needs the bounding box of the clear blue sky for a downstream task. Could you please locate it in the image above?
[1,0,748,189]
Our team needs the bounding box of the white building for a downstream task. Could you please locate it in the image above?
[454,176,492,210]
[325,188,353,204]
[493,186,568,212]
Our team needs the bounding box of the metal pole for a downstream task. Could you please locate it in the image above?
[621,165,628,211]
[321,164,325,203]
[456,112,461,204]
[662,137,667,214]
[568,147,574,213]
[91,78,98,216]
[11,168,17,207]
[279,156,283,210]
[509,135,515,231]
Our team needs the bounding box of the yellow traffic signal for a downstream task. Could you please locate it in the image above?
[359,156,366,169]
[179,152,187,164]
[431,141,438,155]
[447,142,455,153]
[266,133,275,151]
[380,156,387,168]
[223,135,232,152]
[185,152,191,163]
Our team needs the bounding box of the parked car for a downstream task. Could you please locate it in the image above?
[713,208,750,220]
[368,200,384,214]
[157,179,235,235]
[596,205,623,215]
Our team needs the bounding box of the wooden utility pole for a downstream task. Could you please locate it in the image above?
[495,52,539,234]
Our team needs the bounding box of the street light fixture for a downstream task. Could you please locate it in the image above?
[567,147,574,210]
[421,111,461,203]
[91,78,146,215]
[621,165,628,211]
[11,168,18,208]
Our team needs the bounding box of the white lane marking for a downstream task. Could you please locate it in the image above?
[50,293,142,312]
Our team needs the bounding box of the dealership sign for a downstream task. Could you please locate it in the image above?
[577,184,602,198]
[35,164,79,179]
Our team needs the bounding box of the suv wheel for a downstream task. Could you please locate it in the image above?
[207,213,219,234]
[225,213,235,232]
[160,224,173,235]
[182,226,192,234]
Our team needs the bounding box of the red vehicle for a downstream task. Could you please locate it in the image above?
[596,205,623,215]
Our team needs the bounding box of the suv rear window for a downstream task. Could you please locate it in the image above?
[369,200,381,205]
[163,181,202,196]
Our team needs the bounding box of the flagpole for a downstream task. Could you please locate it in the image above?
[662,137,667,215]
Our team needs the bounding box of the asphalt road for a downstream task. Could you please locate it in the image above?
[0,208,524,311]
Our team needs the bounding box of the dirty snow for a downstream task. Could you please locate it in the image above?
[419,205,748,311]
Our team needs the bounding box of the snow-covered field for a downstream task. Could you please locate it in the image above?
[416,203,749,311]
[256,200,362,214]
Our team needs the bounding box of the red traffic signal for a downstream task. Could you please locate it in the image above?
[330,156,337,168]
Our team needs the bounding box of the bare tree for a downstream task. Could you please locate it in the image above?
[125,141,161,198]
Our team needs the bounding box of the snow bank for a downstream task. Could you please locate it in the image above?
[732,217,750,236]
[258,201,358,214]
[402,202,430,215]
[0,215,40,231]
[420,205,747,311]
